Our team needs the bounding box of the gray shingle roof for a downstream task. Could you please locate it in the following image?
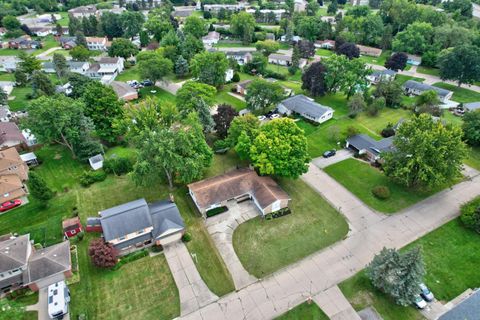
[371,69,397,77]
[0,234,30,273]
[464,102,480,112]
[439,289,480,320]
[347,134,394,156]
[100,199,153,242]
[24,240,70,284]
[403,80,452,99]
[149,200,185,239]
[279,94,333,119]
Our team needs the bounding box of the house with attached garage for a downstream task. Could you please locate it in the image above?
[188,168,290,218]
[277,95,334,124]
[43,61,90,75]
[224,51,253,65]
[92,198,185,254]
[367,69,397,84]
[315,40,335,50]
[268,53,307,68]
[85,36,109,51]
[202,31,220,47]
[403,80,453,103]
[357,44,382,57]
[346,134,394,162]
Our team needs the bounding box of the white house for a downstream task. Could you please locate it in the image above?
[202,31,220,47]
[86,37,108,51]
[268,54,307,68]
[403,80,453,103]
[366,69,397,84]
[86,57,124,81]
[225,69,234,82]
[315,40,335,50]
[246,9,286,21]
[277,94,334,124]
[0,56,20,72]
[294,0,307,12]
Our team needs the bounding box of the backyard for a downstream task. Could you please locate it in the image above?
[324,158,459,213]
[275,301,329,320]
[340,218,480,319]
[233,177,348,278]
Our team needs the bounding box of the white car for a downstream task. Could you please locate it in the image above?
[270,113,280,119]
[420,283,434,302]
[258,115,266,121]
[48,281,70,319]
[414,295,427,309]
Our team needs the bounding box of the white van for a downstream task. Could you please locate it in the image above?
[47,281,71,319]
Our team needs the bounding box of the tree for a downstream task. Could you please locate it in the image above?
[392,22,434,55]
[190,51,228,88]
[367,247,425,306]
[414,90,442,116]
[28,171,54,201]
[302,62,327,97]
[255,40,280,56]
[120,11,145,39]
[137,51,173,83]
[444,0,472,18]
[180,34,204,62]
[227,113,260,147]
[366,97,385,116]
[295,16,320,42]
[183,16,206,38]
[243,52,268,75]
[31,71,55,97]
[245,79,285,114]
[81,82,124,143]
[108,38,139,58]
[17,52,41,75]
[24,96,96,158]
[248,118,310,178]
[53,53,68,79]
[323,55,370,98]
[70,45,90,61]
[296,40,316,58]
[307,0,320,15]
[176,81,216,115]
[213,104,238,139]
[231,12,256,44]
[373,80,403,108]
[385,52,407,71]
[139,30,150,47]
[100,12,123,38]
[175,55,189,77]
[75,31,87,48]
[383,114,466,188]
[327,0,338,14]
[14,69,27,87]
[195,99,215,132]
[144,9,174,42]
[88,239,118,268]
[348,93,366,116]
[336,42,360,59]
[438,45,480,87]
[2,15,21,31]
[463,110,480,146]
[68,73,94,98]
[68,15,81,36]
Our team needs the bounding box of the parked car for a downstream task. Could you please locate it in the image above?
[258,115,266,121]
[141,80,153,86]
[270,113,280,119]
[420,283,434,302]
[414,295,427,309]
[0,199,22,212]
[322,149,336,158]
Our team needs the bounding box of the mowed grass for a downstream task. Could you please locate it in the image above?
[233,178,348,278]
[315,48,334,57]
[8,86,32,111]
[275,302,329,320]
[116,65,141,82]
[395,74,425,85]
[340,219,480,319]
[358,51,391,67]
[136,86,176,104]
[433,82,480,103]
[324,158,458,213]
[0,72,15,81]
[416,66,440,77]
[464,147,480,171]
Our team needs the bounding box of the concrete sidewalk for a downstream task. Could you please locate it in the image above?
[313,286,361,320]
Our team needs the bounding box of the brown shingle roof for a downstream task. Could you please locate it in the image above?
[0,174,23,195]
[187,168,290,210]
[0,147,23,172]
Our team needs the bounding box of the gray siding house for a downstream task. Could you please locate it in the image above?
[403,80,453,103]
[277,95,334,124]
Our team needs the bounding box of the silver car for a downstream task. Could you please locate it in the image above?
[420,283,434,302]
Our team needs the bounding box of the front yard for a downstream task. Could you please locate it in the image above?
[433,82,480,103]
[324,158,458,213]
[233,177,348,278]
[340,218,480,320]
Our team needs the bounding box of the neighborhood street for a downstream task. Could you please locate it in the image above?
[177,162,480,319]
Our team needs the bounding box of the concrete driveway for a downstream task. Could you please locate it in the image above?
[26,286,70,320]
[205,200,258,290]
[311,149,353,169]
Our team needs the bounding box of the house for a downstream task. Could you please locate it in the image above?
[315,40,335,50]
[464,102,480,112]
[59,36,77,49]
[439,289,480,320]
[188,168,290,217]
[85,36,108,51]
[403,80,453,103]
[405,53,422,66]
[236,80,252,95]
[68,5,97,18]
[8,36,41,50]
[95,198,185,254]
[277,95,334,124]
[43,61,90,75]
[225,68,234,82]
[203,3,246,12]
[0,174,27,202]
[0,122,28,150]
[86,57,124,82]
[173,6,196,17]
[294,0,307,12]
[0,147,29,181]
[280,35,302,42]
[246,9,286,21]
[62,217,83,238]
[29,27,52,37]
[0,234,71,293]
[225,51,253,65]
[0,107,12,122]
[202,31,220,47]
[357,45,382,57]
[36,13,61,23]
[265,33,275,40]
[351,0,369,5]
[110,81,138,101]
[346,134,394,162]
[0,56,20,72]
[268,53,291,66]
[88,154,104,171]
[0,81,14,96]
[366,69,397,84]
[320,16,336,24]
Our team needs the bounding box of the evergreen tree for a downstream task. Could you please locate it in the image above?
[175,55,189,77]
[195,99,215,133]
[28,171,54,201]
[75,31,87,48]
[14,69,27,87]
[53,53,69,79]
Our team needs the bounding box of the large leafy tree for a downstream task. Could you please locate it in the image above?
[243,52,268,75]
[367,247,425,306]
[180,34,205,62]
[231,11,256,44]
[70,45,90,61]
[120,11,145,39]
[190,51,228,88]
[255,40,280,56]
[108,38,139,58]
[336,42,360,59]
[144,8,174,42]
[17,51,41,76]
[213,104,238,139]
[248,118,310,178]
[227,113,260,147]
[183,16,207,39]
[414,90,442,116]
[88,239,118,268]
[295,16,320,41]
[383,114,466,188]
[31,71,55,97]
[438,44,480,87]
[137,50,173,83]
[462,110,480,146]
[323,55,371,99]
[81,83,124,143]
[53,53,69,79]
[245,79,285,114]
[302,62,327,97]
[392,22,434,55]
[24,96,96,158]
[176,81,216,115]
[373,80,403,108]
[384,52,407,71]
[100,12,123,38]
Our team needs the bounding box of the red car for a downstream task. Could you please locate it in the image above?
[0,199,22,212]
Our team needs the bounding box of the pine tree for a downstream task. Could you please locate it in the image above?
[28,171,54,201]
[175,55,189,77]
[14,69,27,87]
[396,247,425,306]
[195,99,215,133]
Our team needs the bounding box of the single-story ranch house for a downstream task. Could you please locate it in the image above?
[439,289,480,320]
[346,134,394,162]
[464,102,480,112]
[277,94,334,124]
[366,69,397,84]
[188,168,290,217]
[92,198,185,254]
[403,80,453,103]
[357,44,382,57]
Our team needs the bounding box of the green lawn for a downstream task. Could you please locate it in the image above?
[215,89,246,111]
[57,12,70,27]
[266,63,302,82]
[8,86,32,111]
[233,178,348,278]
[324,158,459,213]
[340,218,480,319]
[0,72,15,81]
[214,42,256,48]
[355,108,411,135]
[137,86,176,104]
[116,65,141,82]
[416,66,440,77]
[275,302,329,320]
[394,74,425,85]
[433,82,480,103]
[315,48,334,57]
[464,147,480,170]
[359,51,391,67]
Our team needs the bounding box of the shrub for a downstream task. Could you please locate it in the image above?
[345,126,360,138]
[263,70,287,80]
[103,157,134,176]
[88,238,118,268]
[182,232,192,242]
[460,197,480,233]
[206,206,228,217]
[372,185,391,199]
[213,139,230,151]
[231,72,240,82]
[28,171,54,201]
[80,171,107,187]
[76,231,84,242]
[381,123,395,137]
[111,249,148,270]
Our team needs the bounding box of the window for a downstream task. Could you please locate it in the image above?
[119,236,126,241]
